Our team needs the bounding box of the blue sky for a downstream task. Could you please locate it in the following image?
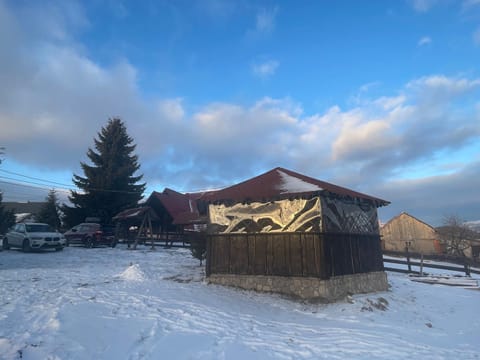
[0,0,479,226]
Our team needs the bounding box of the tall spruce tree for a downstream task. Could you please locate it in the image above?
[37,190,62,230]
[62,118,145,227]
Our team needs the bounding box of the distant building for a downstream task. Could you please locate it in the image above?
[381,212,443,255]
[3,202,46,223]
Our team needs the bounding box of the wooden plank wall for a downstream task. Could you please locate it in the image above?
[380,213,439,254]
[206,232,384,279]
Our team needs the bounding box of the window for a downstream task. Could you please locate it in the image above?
[26,224,54,232]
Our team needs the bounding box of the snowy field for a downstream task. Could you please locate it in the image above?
[0,245,479,360]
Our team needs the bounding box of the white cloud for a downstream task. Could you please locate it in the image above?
[252,60,279,79]
[373,95,407,110]
[359,82,381,93]
[332,119,394,162]
[406,75,480,103]
[417,36,432,46]
[246,6,278,39]
[157,98,185,122]
[411,0,437,12]
[255,6,278,34]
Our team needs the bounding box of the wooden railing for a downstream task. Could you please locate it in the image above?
[383,256,480,276]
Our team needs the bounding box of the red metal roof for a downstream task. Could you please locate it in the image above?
[112,206,159,221]
[146,188,214,225]
[145,167,389,225]
[202,167,389,207]
[147,188,191,219]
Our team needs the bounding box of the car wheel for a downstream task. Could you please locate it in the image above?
[55,246,64,251]
[85,237,94,248]
[22,239,31,253]
[2,238,10,250]
[111,239,117,248]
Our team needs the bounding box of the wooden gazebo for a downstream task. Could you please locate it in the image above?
[200,167,390,301]
[112,206,160,249]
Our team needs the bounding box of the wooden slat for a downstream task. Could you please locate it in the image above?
[206,232,384,279]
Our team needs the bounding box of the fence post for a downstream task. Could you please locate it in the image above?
[405,241,412,273]
[420,254,424,276]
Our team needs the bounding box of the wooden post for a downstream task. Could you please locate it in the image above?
[205,235,211,277]
[147,212,155,250]
[132,214,147,250]
[163,213,168,247]
[464,261,471,276]
[420,254,424,276]
[405,241,412,273]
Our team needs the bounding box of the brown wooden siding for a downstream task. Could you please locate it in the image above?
[206,232,384,279]
[381,213,441,254]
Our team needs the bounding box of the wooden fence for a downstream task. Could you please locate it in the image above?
[383,256,480,276]
[121,232,190,248]
[206,232,384,279]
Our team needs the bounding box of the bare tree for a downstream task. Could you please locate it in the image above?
[437,215,475,257]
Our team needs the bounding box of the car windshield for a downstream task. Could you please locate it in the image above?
[26,224,54,232]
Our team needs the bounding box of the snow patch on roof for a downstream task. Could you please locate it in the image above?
[126,210,141,218]
[15,213,33,222]
[276,169,323,194]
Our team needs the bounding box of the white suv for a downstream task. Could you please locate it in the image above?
[3,223,66,252]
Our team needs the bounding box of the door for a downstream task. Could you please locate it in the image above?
[11,224,25,246]
[68,225,83,243]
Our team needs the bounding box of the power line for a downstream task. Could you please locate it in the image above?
[0,177,143,195]
[0,175,74,192]
[0,168,74,188]
[0,179,71,194]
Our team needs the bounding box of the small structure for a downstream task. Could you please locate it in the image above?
[202,167,390,302]
[3,202,46,223]
[112,206,160,248]
[143,189,210,245]
[381,212,443,255]
[113,188,213,247]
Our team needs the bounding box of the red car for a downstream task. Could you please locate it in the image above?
[64,223,117,248]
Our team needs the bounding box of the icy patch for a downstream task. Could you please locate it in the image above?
[276,169,322,194]
[118,264,146,282]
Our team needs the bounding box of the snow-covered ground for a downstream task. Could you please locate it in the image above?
[1,245,479,360]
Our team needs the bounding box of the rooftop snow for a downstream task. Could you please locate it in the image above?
[276,169,323,194]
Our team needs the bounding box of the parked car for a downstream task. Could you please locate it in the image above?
[2,223,66,252]
[64,223,117,248]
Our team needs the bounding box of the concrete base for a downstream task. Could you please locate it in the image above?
[207,272,388,302]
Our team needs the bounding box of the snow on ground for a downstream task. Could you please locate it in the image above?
[1,245,479,360]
